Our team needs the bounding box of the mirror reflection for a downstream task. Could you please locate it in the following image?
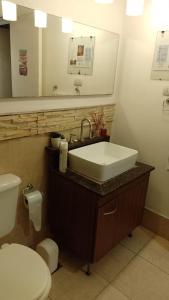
[0,5,119,98]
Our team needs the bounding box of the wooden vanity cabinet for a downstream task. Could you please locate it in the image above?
[48,169,151,263]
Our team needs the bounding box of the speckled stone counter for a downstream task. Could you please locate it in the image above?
[51,162,154,196]
[46,137,154,197]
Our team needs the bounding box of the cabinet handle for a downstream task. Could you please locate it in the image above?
[104,207,117,216]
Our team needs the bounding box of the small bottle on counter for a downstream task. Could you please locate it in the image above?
[99,117,107,137]
[59,140,68,173]
[100,126,107,137]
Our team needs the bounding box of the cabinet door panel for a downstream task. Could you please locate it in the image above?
[117,174,149,238]
[94,175,149,262]
[94,198,119,261]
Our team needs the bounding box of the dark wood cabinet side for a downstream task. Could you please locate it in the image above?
[48,172,98,262]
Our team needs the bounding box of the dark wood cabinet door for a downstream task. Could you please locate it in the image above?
[94,197,119,261]
[116,174,149,239]
[94,174,149,262]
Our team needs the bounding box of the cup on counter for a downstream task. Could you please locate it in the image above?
[51,137,61,148]
[50,132,62,149]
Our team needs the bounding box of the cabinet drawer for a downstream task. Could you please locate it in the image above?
[94,198,119,261]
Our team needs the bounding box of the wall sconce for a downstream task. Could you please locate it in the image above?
[126,0,144,16]
[95,0,114,3]
[151,0,169,30]
[34,10,47,28]
[1,0,17,21]
[62,18,73,33]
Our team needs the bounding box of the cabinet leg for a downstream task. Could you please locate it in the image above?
[128,233,133,238]
[86,264,91,276]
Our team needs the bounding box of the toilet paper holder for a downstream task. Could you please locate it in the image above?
[23,184,44,232]
[23,184,35,206]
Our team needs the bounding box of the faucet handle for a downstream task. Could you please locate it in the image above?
[69,133,76,144]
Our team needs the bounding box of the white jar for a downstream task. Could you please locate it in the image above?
[59,141,68,173]
[51,137,61,149]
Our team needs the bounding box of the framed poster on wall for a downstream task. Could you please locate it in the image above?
[151,31,169,80]
[67,36,95,75]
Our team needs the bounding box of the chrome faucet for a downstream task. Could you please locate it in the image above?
[80,118,92,141]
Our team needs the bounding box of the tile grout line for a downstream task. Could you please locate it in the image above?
[107,235,156,299]
[92,282,110,300]
[87,237,153,300]
[137,249,169,278]
[130,234,169,276]
[49,232,155,300]
[111,234,169,300]
[79,266,111,300]
[91,250,137,299]
[93,283,131,300]
[119,232,155,256]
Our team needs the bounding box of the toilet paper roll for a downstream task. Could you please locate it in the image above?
[24,190,43,232]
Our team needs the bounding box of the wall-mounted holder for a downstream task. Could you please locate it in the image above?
[163,98,169,111]
[23,183,34,207]
[23,184,44,232]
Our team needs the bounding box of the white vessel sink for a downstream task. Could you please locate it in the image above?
[68,142,138,182]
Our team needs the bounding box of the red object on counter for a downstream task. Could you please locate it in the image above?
[100,128,107,137]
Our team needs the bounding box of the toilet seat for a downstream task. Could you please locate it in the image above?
[0,243,51,300]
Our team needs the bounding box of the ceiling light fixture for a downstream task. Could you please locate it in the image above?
[151,0,169,30]
[34,10,47,28]
[126,0,144,16]
[95,0,114,3]
[1,0,17,21]
[62,18,73,33]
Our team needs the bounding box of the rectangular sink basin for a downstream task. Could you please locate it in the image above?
[68,142,138,182]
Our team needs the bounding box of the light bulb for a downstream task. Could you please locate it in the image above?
[151,0,169,30]
[62,18,73,33]
[34,10,47,28]
[95,0,114,3]
[1,0,17,21]
[126,0,144,16]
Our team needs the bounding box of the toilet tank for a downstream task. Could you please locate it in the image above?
[0,174,21,238]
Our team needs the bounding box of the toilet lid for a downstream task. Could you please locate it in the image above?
[0,243,51,300]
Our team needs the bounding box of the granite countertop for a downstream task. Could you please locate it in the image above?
[52,162,155,196]
[47,135,110,152]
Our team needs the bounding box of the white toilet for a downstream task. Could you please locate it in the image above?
[0,173,51,300]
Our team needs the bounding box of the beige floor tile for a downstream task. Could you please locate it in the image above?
[92,244,135,282]
[120,226,154,253]
[139,235,169,275]
[50,267,107,300]
[112,256,169,300]
[95,285,129,300]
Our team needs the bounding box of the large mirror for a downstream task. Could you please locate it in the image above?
[0,5,119,98]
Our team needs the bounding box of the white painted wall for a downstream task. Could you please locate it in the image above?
[9,0,125,33]
[0,0,125,114]
[0,28,12,97]
[42,16,119,96]
[113,0,169,218]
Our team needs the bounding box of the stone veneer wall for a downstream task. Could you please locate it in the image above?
[0,104,115,248]
[0,104,115,141]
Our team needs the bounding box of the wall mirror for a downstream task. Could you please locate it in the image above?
[0,4,119,98]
